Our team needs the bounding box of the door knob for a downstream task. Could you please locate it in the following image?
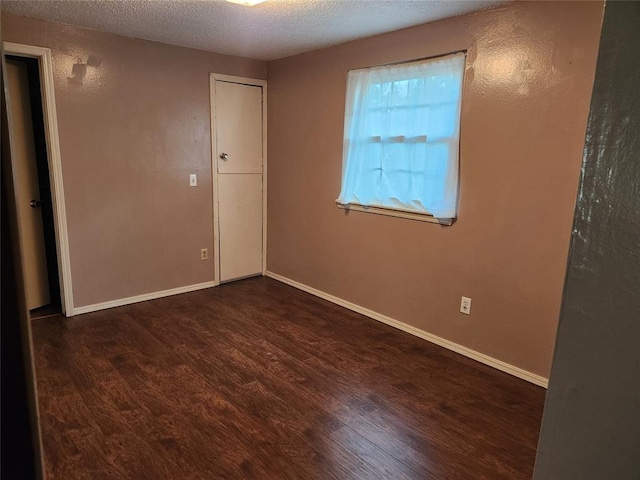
[220,153,229,160]
[30,199,41,208]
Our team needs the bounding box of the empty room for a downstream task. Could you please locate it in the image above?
[2,1,638,479]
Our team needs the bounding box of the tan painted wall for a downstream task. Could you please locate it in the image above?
[266,1,603,378]
[2,13,266,308]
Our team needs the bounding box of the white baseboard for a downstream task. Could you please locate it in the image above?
[265,271,548,388]
[72,281,218,316]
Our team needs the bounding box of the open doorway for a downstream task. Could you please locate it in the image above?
[5,55,61,319]
[3,42,73,319]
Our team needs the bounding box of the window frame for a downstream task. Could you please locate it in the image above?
[336,51,466,224]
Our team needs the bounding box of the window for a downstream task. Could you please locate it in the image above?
[336,52,465,223]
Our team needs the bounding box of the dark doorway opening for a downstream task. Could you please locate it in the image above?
[6,55,61,319]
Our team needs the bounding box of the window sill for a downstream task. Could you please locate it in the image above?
[336,202,453,225]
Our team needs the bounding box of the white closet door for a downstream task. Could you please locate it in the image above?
[214,80,263,282]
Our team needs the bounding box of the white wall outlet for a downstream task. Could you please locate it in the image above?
[200,248,208,260]
[189,174,197,187]
[460,296,472,315]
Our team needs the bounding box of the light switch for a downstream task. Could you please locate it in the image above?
[189,174,197,187]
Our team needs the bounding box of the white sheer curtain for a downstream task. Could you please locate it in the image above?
[337,52,465,220]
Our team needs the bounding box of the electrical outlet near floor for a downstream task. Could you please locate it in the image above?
[460,296,472,315]
[201,248,208,261]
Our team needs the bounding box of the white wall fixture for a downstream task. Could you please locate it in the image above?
[460,296,472,315]
[226,0,267,6]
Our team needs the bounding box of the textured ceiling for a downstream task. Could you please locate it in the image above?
[2,0,504,60]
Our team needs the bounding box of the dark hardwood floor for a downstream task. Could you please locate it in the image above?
[32,277,545,479]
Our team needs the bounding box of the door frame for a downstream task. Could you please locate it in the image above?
[209,73,267,286]
[4,42,74,315]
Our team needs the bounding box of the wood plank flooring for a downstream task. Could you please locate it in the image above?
[32,277,545,479]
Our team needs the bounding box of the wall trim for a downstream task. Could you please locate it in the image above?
[265,271,549,388]
[72,281,217,316]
